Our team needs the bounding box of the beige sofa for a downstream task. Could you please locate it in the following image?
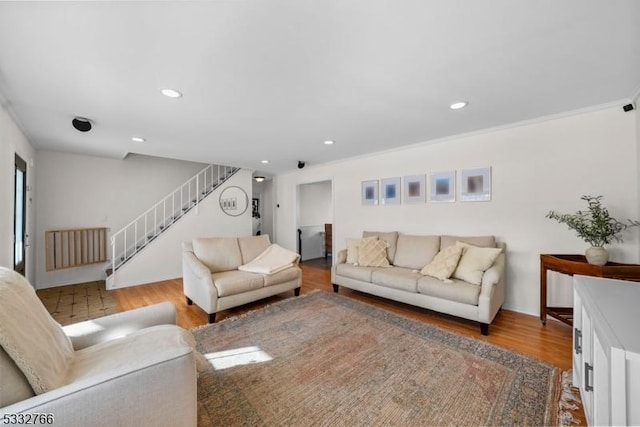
[182,235,302,323]
[331,232,505,335]
[0,267,197,426]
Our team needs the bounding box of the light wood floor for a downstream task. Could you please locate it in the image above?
[107,258,585,424]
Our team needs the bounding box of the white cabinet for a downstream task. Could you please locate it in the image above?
[573,275,640,426]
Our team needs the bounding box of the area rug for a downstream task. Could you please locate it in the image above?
[193,291,561,426]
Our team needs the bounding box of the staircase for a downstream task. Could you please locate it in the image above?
[107,164,240,277]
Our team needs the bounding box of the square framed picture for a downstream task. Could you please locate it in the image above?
[429,171,455,202]
[461,167,491,201]
[361,180,379,205]
[403,174,426,204]
[381,177,401,205]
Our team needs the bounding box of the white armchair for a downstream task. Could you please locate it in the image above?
[0,267,197,427]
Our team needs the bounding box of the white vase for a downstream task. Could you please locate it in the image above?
[585,246,609,266]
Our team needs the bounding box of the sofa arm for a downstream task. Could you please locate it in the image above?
[478,253,506,323]
[0,347,196,426]
[62,302,177,351]
[182,251,218,314]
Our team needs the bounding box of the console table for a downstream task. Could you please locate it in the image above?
[539,254,640,326]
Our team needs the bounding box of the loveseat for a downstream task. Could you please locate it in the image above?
[331,232,505,335]
[182,234,302,323]
[0,267,198,426]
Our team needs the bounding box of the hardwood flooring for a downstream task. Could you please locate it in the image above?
[44,258,584,424]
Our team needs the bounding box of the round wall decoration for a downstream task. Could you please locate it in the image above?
[219,186,249,217]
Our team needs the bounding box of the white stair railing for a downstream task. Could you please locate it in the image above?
[109,164,239,275]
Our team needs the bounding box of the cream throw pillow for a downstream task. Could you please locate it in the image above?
[346,236,378,264]
[357,239,391,268]
[452,241,502,285]
[420,244,464,282]
[0,267,75,394]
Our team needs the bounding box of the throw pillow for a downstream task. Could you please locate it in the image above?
[0,267,75,395]
[420,244,464,282]
[452,241,502,285]
[357,239,391,268]
[345,236,377,264]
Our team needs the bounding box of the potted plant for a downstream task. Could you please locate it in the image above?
[546,195,640,265]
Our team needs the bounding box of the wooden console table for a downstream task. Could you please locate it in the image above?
[540,254,640,326]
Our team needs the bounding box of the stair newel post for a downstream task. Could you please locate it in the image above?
[144,213,148,245]
[123,228,127,265]
[111,234,115,284]
[134,221,138,254]
[196,172,200,215]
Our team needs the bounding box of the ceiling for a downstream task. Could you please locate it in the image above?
[1,1,639,175]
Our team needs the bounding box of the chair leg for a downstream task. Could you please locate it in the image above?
[208,313,216,323]
[332,284,339,293]
[186,296,193,305]
[294,287,301,296]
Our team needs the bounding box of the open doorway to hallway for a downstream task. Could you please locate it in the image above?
[296,180,333,264]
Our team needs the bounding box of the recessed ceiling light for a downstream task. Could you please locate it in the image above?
[261,160,269,164]
[324,140,335,145]
[161,88,183,98]
[449,101,468,110]
[254,176,265,183]
[131,137,146,143]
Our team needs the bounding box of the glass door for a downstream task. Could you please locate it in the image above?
[14,154,27,275]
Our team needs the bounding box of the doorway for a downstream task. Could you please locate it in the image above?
[296,180,333,262]
[14,154,27,275]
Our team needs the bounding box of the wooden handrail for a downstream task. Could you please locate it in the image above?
[45,227,108,271]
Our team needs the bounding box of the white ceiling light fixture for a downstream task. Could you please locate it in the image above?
[254,176,265,183]
[324,140,334,145]
[161,88,183,98]
[261,160,269,164]
[131,136,146,142]
[449,101,469,110]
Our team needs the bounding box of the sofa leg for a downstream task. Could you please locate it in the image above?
[332,284,339,293]
[294,287,301,296]
[480,323,489,336]
[186,296,193,305]
[208,313,216,323]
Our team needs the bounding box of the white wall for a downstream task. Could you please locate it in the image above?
[35,151,207,288]
[108,169,253,288]
[0,105,36,284]
[298,181,332,226]
[274,106,639,315]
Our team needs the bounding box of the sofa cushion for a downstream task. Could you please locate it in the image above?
[393,235,440,270]
[452,242,502,286]
[193,237,242,273]
[212,270,264,297]
[69,325,195,384]
[345,236,378,264]
[358,239,391,268]
[421,244,464,282]
[417,276,481,305]
[238,235,271,264]
[363,231,399,263]
[335,263,381,282]
[0,268,75,395]
[440,235,496,250]
[371,267,420,292]
[264,265,301,287]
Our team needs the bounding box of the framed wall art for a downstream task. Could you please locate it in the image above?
[361,180,379,205]
[403,174,426,204]
[380,177,401,205]
[429,171,455,202]
[461,167,491,201]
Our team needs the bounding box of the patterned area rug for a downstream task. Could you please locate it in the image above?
[37,281,118,326]
[193,291,561,426]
